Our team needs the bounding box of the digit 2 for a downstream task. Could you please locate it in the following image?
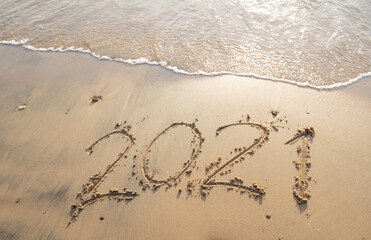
[201,123,269,197]
[69,127,138,224]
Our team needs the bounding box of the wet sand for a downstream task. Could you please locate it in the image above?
[0,45,370,240]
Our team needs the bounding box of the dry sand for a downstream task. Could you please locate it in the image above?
[0,45,370,240]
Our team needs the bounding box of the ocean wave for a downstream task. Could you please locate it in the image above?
[1,39,370,90]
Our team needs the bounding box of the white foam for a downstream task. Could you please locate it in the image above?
[1,39,370,90]
[1,39,29,45]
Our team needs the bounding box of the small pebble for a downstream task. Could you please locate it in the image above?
[91,96,102,104]
[16,104,27,111]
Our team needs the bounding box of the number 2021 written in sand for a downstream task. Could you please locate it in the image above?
[69,116,315,224]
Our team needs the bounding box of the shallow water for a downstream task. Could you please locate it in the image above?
[1,0,370,87]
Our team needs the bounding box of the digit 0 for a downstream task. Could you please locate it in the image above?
[141,122,203,189]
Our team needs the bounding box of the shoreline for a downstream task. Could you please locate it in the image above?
[1,41,370,91]
[0,44,370,240]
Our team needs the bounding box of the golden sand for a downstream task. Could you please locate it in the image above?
[0,45,370,239]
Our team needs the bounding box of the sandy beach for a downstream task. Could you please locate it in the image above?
[0,45,370,239]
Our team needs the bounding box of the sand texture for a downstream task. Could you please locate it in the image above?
[0,45,370,240]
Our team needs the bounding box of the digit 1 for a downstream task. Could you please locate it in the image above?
[285,127,315,204]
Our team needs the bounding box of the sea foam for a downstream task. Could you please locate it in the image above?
[1,39,370,90]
